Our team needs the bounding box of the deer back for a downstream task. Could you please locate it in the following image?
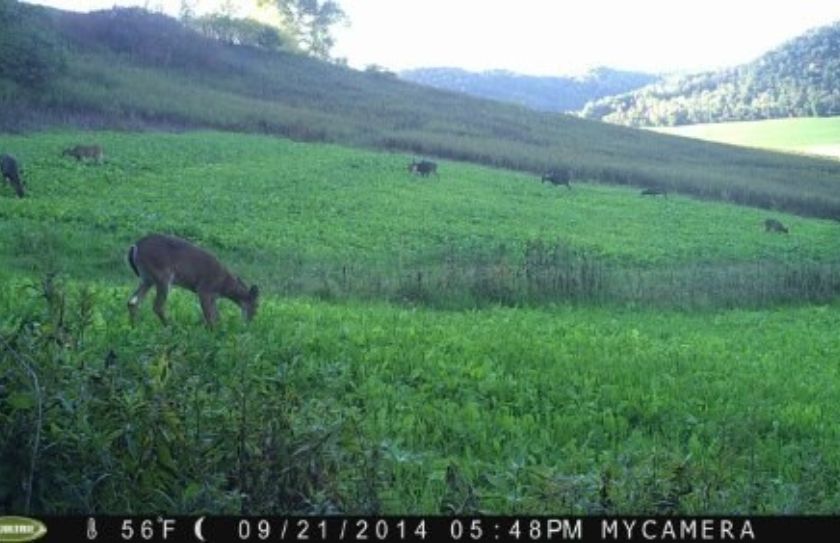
[131,234,233,293]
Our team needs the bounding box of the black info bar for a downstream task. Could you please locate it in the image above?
[2,515,838,543]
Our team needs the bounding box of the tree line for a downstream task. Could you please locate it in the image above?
[0,0,347,92]
[580,21,840,127]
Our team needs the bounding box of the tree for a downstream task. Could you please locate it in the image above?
[260,0,346,60]
[0,0,66,89]
[190,14,292,51]
[178,0,197,23]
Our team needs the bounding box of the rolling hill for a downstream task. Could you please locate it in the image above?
[0,3,840,222]
[580,21,840,127]
[399,66,659,113]
[2,2,840,220]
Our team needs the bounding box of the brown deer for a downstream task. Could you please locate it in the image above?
[408,159,438,177]
[764,218,789,234]
[1,154,25,198]
[541,169,571,189]
[127,234,259,326]
[62,145,105,163]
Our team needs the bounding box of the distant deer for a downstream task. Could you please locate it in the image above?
[641,188,667,197]
[127,234,260,326]
[541,169,571,189]
[62,144,105,163]
[764,218,789,234]
[1,154,25,198]
[409,159,438,177]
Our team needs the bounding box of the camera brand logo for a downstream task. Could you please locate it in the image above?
[0,517,47,543]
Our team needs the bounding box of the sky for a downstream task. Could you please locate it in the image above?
[24,0,840,76]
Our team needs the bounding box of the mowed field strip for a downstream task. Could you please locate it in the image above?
[652,116,840,160]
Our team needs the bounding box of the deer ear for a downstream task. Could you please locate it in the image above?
[250,285,259,298]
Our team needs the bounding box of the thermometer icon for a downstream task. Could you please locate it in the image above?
[86,517,98,540]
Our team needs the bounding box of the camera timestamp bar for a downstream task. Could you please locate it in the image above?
[9,515,840,543]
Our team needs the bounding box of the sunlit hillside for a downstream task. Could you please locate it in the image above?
[652,117,840,160]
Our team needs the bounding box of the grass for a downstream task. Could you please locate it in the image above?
[3,276,840,514]
[3,131,840,308]
[652,117,840,159]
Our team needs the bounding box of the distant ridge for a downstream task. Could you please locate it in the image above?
[400,66,659,113]
[580,21,840,126]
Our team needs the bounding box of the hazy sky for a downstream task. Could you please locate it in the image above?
[25,0,840,75]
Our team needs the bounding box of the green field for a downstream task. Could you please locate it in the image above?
[3,131,840,309]
[3,131,840,514]
[653,117,840,159]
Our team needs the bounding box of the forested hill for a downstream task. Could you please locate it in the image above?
[399,67,658,113]
[3,1,840,219]
[580,21,840,127]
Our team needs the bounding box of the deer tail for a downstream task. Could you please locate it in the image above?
[127,245,140,277]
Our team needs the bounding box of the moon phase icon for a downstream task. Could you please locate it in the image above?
[194,516,206,542]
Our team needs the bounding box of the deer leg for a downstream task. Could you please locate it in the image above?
[198,291,219,328]
[152,283,170,325]
[127,280,153,325]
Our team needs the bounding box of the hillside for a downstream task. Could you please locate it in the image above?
[2,2,840,219]
[580,21,840,127]
[399,66,658,113]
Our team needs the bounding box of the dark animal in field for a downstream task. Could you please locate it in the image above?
[127,234,259,327]
[1,154,25,198]
[62,144,104,163]
[764,218,789,234]
[409,159,438,177]
[541,169,571,189]
[641,188,667,197]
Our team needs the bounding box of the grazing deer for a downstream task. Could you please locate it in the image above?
[641,188,667,197]
[62,144,105,163]
[541,169,571,189]
[127,234,259,326]
[764,218,789,234]
[408,159,438,177]
[1,154,25,198]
